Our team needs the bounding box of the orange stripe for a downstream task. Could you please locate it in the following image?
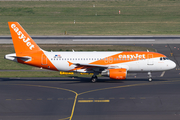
[90,52,165,65]
[17,51,58,71]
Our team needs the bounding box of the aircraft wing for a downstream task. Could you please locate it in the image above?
[67,61,122,73]
[67,61,130,73]
[67,61,108,68]
[74,63,108,68]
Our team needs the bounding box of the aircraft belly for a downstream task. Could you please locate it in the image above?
[56,62,75,71]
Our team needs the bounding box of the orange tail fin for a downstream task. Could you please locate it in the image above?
[8,22,41,55]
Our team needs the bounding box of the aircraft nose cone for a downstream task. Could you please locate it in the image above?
[170,61,176,69]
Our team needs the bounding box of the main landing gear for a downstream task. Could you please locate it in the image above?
[91,75,98,83]
[148,72,152,82]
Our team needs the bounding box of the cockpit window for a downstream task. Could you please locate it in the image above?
[160,57,169,60]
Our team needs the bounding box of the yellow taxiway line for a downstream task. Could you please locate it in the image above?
[78,100,110,103]
[10,79,180,120]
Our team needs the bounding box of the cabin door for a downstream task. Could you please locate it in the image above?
[147,54,153,65]
[41,54,47,65]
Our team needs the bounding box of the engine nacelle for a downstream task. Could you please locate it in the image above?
[101,68,127,80]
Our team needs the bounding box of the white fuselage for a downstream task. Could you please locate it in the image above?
[43,51,176,73]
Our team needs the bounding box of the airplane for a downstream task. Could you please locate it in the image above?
[5,22,176,82]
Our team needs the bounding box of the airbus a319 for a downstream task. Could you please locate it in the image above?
[5,22,176,82]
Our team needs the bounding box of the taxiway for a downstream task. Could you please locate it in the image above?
[0,43,180,120]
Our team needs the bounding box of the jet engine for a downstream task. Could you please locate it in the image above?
[101,68,127,80]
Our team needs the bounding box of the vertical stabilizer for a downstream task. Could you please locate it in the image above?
[8,22,41,56]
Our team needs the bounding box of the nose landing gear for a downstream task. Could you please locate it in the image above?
[148,72,152,82]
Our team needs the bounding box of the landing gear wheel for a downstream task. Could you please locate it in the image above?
[91,77,97,83]
[148,72,152,82]
[91,76,97,83]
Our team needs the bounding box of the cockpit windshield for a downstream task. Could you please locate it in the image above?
[160,57,169,60]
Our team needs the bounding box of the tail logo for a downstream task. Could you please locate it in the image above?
[11,24,34,50]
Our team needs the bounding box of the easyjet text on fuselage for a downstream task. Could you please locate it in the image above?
[119,54,145,59]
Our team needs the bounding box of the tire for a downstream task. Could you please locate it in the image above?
[91,77,97,83]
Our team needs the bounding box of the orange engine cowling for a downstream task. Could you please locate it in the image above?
[109,68,127,80]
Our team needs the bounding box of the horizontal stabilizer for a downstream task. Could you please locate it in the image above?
[4,53,31,62]
[15,56,31,61]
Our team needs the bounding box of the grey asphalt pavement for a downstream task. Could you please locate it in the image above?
[0,40,180,120]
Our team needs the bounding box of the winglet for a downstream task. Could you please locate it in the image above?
[67,61,73,66]
[8,22,41,55]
